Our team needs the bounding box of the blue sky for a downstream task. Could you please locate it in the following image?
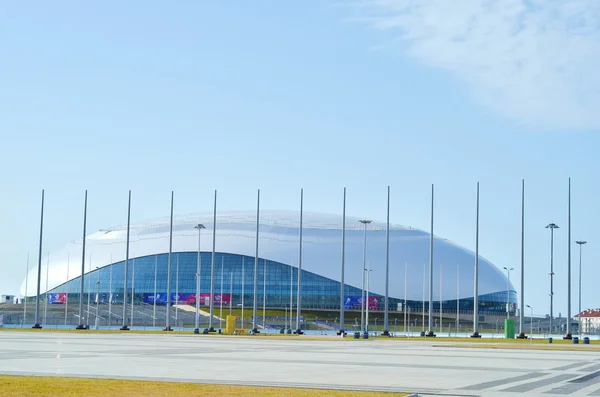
[1,0,599,318]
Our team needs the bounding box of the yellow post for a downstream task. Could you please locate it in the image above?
[226,315,236,334]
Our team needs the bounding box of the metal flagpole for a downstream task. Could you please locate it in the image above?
[24,254,29,325]
[33,189,45,329]
[422,264,425,332]
[229,271,233,316]
[164,191,174,331]
[456,264,459,334]
[44,253,49,325]
[366,266,371,333]
[290,262,293,331]
[131,258,135,327]
[518,179,526,338]
[252,189,260,334]
[295,188,304,334]
[427,184,435,337]
[383,186,391,336]
[120,190,131,331]
[76,190,88,330]
[64,254,69,326]
[87,254,91,327]
[220,257,224,329]
[153,255,157,328]
[94,268,100,329]
[95,268,100,329]
[404,262,407,333]
[242,257,245,329]
[108,255,112,328]
[209,190,217,332]
[472,182,481,338]
[262,258,266,331]
[566,177,573,339]
[339,187,346,335]
[439,263,443,334]
[175,255,179,321]
[33,190,45,329]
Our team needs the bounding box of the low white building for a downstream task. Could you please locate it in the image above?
[1,295,16,304]
[574,309,600,334]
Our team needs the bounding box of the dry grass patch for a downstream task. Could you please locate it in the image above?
[0,376,409,397]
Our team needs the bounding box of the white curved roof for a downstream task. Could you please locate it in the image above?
[21,211,513,300]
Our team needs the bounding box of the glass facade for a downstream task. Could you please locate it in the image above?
[46,252,517,313]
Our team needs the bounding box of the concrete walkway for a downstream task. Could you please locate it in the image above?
[2,331,600,396]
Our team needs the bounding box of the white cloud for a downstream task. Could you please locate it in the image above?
[346,0,600,131]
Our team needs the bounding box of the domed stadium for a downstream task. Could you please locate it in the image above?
[21,211,516,322]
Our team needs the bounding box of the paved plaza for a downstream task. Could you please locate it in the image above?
[1,331,600,396]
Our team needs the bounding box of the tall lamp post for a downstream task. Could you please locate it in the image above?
[575,240,587,338]
[193,224,205,334]
[546,223,559,335]
[383,186,391,337]
[359,219,372,334]
[208,190,217,332]
[365,268,373,334]
[566,178,572,339]
[503,267,514,319]
[517,179,527,338]
[526,305,533,337]
[338,187,346,336]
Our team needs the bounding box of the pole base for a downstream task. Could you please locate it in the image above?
[516,332,527,339]
[251,328,259,334]
[32,324,42,329]
[381,330,391,337]
[208,327,215,332]
[425,331,436,337]
[120,326,130,331]
[471,332,482,338]
[337,329,347,336]
[295,329,304,335]
[75,324,88,330]
[193,328,200,334]
[163,327,172,332]
[563,333,573,340]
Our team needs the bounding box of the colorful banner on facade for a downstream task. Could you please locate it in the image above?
[47,293,67,304]
[94,293,112,304]
[143,293,231,306]
[343,296,379,310]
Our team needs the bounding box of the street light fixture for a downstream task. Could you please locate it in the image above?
[359,219,372,334]
[575,240,587,338]
[503,267,514,319]
[193,224,205,334]
[526,304,533,337]
[545,223,559,334]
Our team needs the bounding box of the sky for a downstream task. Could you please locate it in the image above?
[1,0,599,318]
